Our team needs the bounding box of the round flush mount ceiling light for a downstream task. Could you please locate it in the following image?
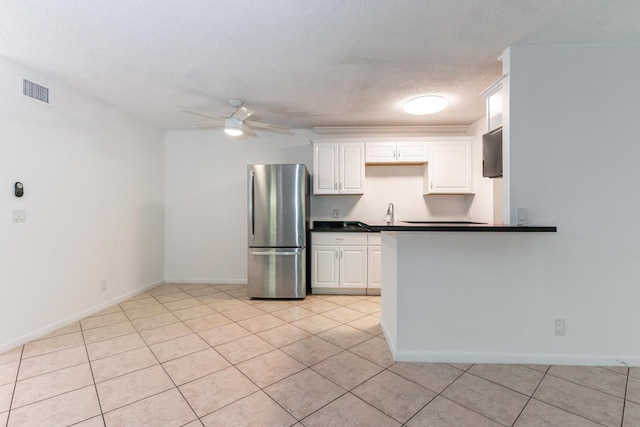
[403,95,448,115]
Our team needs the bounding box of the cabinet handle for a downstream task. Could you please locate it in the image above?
[334,182,337,190]
[335,251,339,259]
[335,238,343,242]
[340,251,343,259]
[398,150,400,158]
[339,182,342,190]
[393,149,396,159]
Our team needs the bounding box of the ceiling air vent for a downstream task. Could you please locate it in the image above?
[23,79,49,104]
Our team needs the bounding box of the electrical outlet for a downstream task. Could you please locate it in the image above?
[100,280,108,292]
[517,208,528,226]
[333,209,340,218]
[554,318,565,336]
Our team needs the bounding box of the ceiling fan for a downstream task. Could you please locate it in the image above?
[178,99,291,137]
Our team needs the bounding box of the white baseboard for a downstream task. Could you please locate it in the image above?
[311,288,366,295]
[163,278,246,285]
[391,349,640,367]
[0,279,164,354]
[379,320,397,357]
[380,318,639,367]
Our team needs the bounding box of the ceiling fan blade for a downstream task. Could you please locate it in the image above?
[245,120,292,134]
[195,121,225,129]
[177,106,225,121]
[233,107,255,121]
[243,123,258,137]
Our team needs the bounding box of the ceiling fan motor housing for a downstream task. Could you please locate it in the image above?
[224,117,244,136]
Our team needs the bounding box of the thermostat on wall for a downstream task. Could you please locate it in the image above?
[15,182,24,197]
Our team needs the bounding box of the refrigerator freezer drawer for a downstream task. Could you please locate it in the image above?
[248,248,306,299]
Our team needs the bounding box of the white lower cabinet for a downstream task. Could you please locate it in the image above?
[367,233,382,292]
[311,232,367,293]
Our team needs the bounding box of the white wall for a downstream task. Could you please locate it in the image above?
[381,44,640,366]
[164,130,314,282]
[164,126,494,282]
[0,58,165,352]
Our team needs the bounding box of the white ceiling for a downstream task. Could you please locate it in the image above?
[1,1,639,132]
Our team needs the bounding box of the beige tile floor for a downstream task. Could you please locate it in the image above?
[1,282,639,426]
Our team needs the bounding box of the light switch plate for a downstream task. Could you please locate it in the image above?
[12,209,26,223]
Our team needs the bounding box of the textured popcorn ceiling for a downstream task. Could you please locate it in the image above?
[1,0,639,131]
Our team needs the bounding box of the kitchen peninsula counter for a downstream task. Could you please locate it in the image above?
[311,220,557,233]
[367,222,557,232]
[378,225,560,365]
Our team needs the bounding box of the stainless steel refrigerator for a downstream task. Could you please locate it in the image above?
[247,164,309,298]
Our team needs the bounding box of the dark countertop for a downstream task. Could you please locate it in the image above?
[312,220,557,233]
[312,221,373,232]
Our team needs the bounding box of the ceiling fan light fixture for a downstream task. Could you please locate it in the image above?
[224,117,244,136]
[403,95,448,115]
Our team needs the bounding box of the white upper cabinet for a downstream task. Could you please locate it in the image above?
[482,78,504,131]
[313,141,365,195]
[424,138,474,195]
[313,143,338,194]
[365,141,428,164]
[340,143,366,193]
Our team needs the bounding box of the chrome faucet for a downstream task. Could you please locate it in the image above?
[386,202,395,225]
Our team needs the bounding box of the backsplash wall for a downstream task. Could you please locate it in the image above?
[311,119,494,225]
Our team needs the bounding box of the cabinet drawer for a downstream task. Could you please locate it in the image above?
[312,232,368,246]
[367,233,381,245]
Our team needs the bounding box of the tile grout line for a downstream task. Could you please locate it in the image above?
[149,285,286,424]
[520,368,622,427]
[404,363,516,427]
[510,365,550,427]
[544,368,629,400]
[4,345,24,427]
[91,285,210,424]
[79,320,107,427]
[620,368,629,427]
[131,293,202,426]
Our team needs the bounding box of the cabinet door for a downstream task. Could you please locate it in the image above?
[487,85,503,131]
[313,143,338,194]
[397,141,428,163]
[365,142,397,163]
[339,143,365,194]
[367,246,382,289]
[426,140,473,194]
[340,246,367,288]
[312,245,339,288]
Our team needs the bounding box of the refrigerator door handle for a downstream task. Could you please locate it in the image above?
[251,250,302,256]
[249,170,255,241]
